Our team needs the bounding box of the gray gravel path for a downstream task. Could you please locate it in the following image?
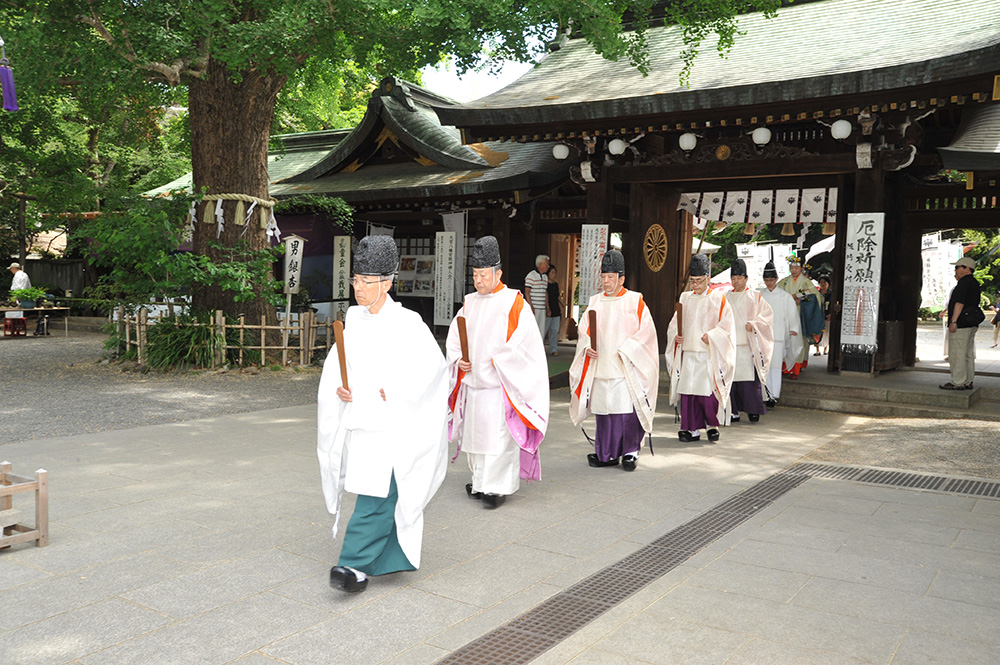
[804,416,1000,479]
[0,333,321,445]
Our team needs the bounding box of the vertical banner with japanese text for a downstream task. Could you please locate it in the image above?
[332,235,351,321]
[579,224,609,309]
[840,213,884,350]
[434,231,457,326]
[283,235,306,294]
[441,211,467,300]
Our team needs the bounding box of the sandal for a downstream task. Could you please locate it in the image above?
[939,382,962,390]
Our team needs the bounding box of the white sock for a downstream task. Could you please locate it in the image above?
[347,566,367,581]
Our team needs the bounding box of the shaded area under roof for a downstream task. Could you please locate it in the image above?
[939,104,1000,171]
[435,0,1000,128]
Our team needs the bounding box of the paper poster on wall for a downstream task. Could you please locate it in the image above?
[332,236,351,301]
[441,211,467,300]
[840,213,885,350]
[579,224,609,308]
[397,255,434,297]
[434,232,456,326]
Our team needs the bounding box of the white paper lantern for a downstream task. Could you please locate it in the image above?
[831,119,853,140]
[552,143,571,160]
[751,126,772,146]
[678,133,698,152]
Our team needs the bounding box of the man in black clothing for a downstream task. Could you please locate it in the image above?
[941,256,981,390]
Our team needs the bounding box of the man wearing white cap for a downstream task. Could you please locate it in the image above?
[941,256,982,390]
[8,262,30,291]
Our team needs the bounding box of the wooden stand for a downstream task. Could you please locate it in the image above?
[0,462,49,549]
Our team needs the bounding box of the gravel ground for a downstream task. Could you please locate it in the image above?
[0,332,321,445]
[803,417,1000,480]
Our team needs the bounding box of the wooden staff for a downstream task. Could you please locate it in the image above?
[333,320,349,390]
[588,310,597,351]
[675,302,683,338]
[457,315,470,362]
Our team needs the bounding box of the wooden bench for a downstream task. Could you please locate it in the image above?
[0,462,49,549]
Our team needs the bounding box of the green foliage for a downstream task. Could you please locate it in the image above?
[960,229,1000,296]
[10,286,48,302]
[77,192,286,308]
[274,193,354,233]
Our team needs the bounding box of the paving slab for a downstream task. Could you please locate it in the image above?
[1,386,999,665]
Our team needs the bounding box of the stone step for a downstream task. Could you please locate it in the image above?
[779,394,1000,422]
[786,379,976,409]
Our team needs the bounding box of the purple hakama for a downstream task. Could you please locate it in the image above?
[730,374,767,416]
[680,394,720,432]
[593,410,644,462]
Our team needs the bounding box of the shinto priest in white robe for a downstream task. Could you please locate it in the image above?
[569,287,659,458]
[725,284,774,415]
[317,294,449,570]
[760,284,801,399]
[447,281,549,495]
[665,287,736,427]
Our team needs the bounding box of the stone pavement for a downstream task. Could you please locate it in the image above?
[2,389,999,665]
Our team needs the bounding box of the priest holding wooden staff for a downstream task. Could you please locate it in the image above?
[317,235,449,593]
[569,249,659,472]
[446,236,549,509]
[665,254,736,443]
[724,259,774,423]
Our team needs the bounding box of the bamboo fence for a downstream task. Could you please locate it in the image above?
[116,307,335,367]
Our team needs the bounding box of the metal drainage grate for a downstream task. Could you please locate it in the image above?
[434,468,806,665]
[942,478,1000,498]
[791,463,866,480]
[792,462,1000,498]
[856,469,945,490]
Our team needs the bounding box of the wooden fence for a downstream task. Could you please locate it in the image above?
[117,307,335,367]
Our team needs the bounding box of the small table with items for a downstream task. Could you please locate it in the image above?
[2,307,71,337]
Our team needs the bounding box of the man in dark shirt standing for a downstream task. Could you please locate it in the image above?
[941,256,981,390]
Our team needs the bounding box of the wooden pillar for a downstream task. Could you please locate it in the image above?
[629,183,683,353]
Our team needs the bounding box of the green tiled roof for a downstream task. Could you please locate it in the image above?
[436,0,1000,128]
[145,78,568,204]
[143,128,351,198]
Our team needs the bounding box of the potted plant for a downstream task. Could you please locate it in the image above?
[10,286,48,309]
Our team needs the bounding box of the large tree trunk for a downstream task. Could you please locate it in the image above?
[188,58,286,326]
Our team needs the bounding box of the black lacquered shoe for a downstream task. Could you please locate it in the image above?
[465,483,483,500]
[587,453,620,467]
[765,399,777,409]
[678,430,700,443]
[622,455,637,472]
[707,428,721,442]
[748,414,760,423]
[329,565,368,593]
[482,493,506,509]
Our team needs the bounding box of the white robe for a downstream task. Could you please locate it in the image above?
[317,295,449,569]
[725,288,774,385]
[446,283,549,483]
[760,286,802,370]
[569,288,659,432]
[665,289,736,422]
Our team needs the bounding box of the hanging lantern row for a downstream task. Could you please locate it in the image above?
[0,34,19,112]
